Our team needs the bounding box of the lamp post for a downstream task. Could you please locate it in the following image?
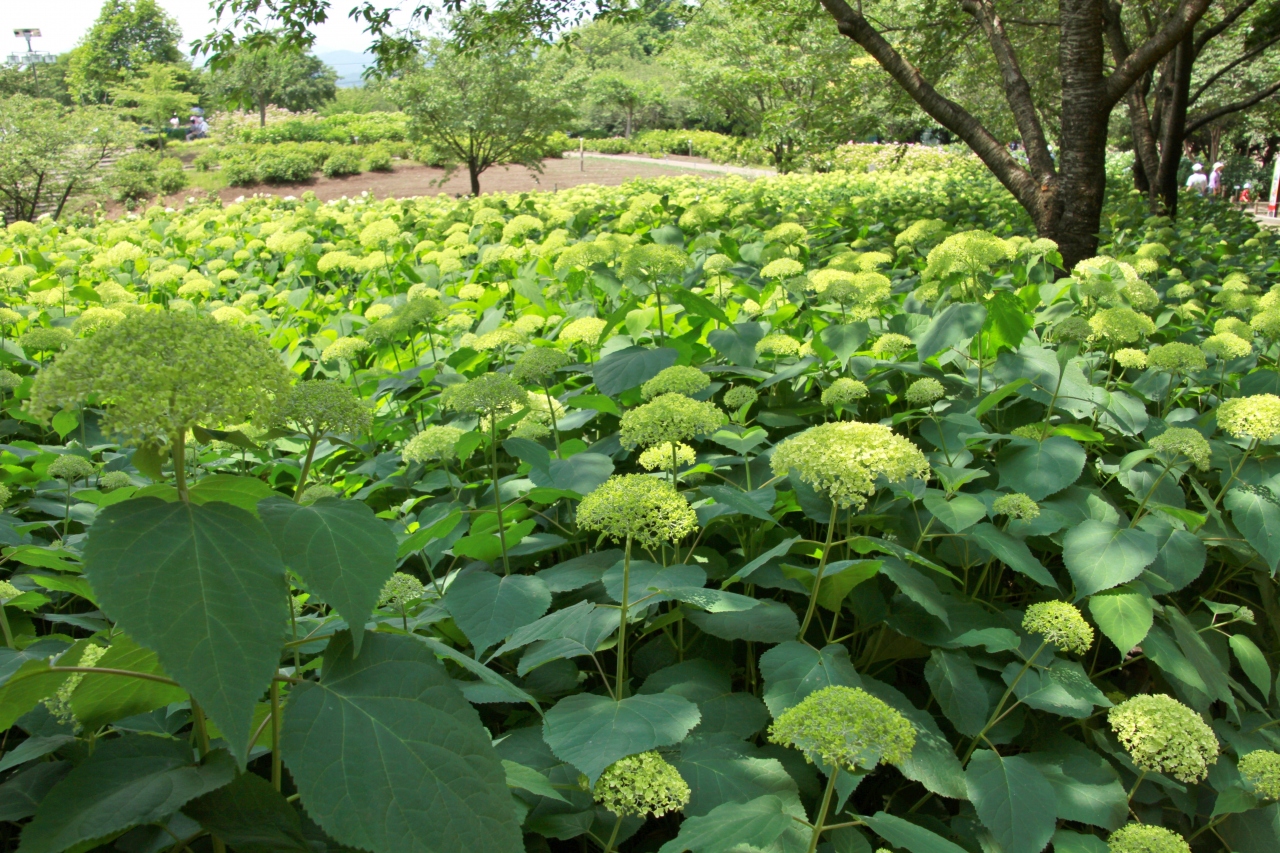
[8,29,56,88]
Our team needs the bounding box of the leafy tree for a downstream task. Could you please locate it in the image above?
[396,37,572,195]
[0,55,73,104]
[586,72,659,139]
[110,63,199,148]
[67,0,184,105]
[0,95,135,221]
[209,39,338,126]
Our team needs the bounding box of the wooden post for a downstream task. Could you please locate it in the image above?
[579,137,584,172]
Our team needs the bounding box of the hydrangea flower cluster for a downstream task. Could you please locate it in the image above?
[592,752,690,818]
[638,442,696,471]
[756,334,803,357]
[723,385,758,410]
[992,493,1039,520]
[276,380,372,438]
[1149,427,1211,470]
[98,471,133,491]
[45,643,106,730]
[378,572,425,607]
[1147,342,1206,372]
[1239,750,1280,799]
[1108,694,1219,782]
[1089,307,1155,345]
[441,375,528,417]
[768,686,916,771]
[576,474,697,548]
[511,347,570,385]
[620,394,726,449]
[1218,394,1280,441]
[320,336,370,362]
[1106,824,1190,853]
[559,316,608,347]
[905,378,945,407]
[822,378,869,408]
[871,333,913,358]
[403,426,465,463]
[641,365,710,400]
[1201,332,1252,360]
[771,422,929,509]
[1022,601,1093,654]
[299,484,341,504]
[1113,348,1147,369]
[47,455,95,483]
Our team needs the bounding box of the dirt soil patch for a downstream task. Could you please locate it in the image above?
[179,156,738,206]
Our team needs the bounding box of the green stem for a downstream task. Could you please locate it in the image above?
[0,605,14,648]
[172,430,189,504]
[270,680,282,791]
[616,538,632,695]
[806,767,840,853]
[491,418,510,575]
[294,434,320,502]
[1213,438,1258,510]
[1128,460,1176,528]
[544,384,561,453]
[961,641,1047,764]
[797,503,840,641]
[601,815,624,853]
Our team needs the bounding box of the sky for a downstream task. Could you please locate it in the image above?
[1,0,415,63]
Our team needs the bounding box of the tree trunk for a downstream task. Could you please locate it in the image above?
[1155,31,1195,217]
[625,106,632,139]
[259,95,268,128]
[469,162,481,196]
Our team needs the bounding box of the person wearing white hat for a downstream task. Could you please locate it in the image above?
[1209,161,1225,196]
[1186,163,1208,195]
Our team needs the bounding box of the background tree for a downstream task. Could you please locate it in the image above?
[110,63,199,148]
[396,35,572,195]
[0,96,135,221]
[0,55,73,104]
[209,39,338,126]
[67,0,184,105]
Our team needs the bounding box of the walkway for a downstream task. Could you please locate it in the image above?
[572,151,776,179]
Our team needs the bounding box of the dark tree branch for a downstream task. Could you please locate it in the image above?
[960,0,1057,180]
[1194,0,1257,54]
[815,0,1041,214]
[1186,78,1280,133]
[1106,0,1212,106]
[1189,31,1280,105]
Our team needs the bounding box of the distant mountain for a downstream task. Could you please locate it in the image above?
[316,50,374,88]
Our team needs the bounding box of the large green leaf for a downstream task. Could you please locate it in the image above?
[819,322,870,362]
[759,641,859,717]
[16,735,235,853]
[860,675,968,800]
[281,632,521,853]
[1231,633,1272,700]
[1220,802,1280,853]
[1023,741,1126,831]
[1226,485,1280,573]
[675,736,800,817]
[924,650,987,736]
[0,660,70,732]
[922,491,987,533]
[83,498,289,765]
[528,453,615,495]
[982,290,1033,354]
[860,812,968,853]
[183,771,311,853]
[912,303,986,360]
[996,437,1086,500]
[657,794,804,853]
[444,570,552,656]
[964,750,1057,853]
[258,496,397,655]
[1087,587,1153,654]
[1062,520,1157,600]
[593,346,680,396]
[969,523,1058,588]
[687,599,799,643]
[188,475,279,515]
[542,692,701,783]
[70,634,186,731]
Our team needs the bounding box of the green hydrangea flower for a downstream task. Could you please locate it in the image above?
[1089,307,1155,345]
[761,258,805,280]
[299,484,341,504]
[756,334,803,357]
[474,328,528,352]
[592,751,690,818]
[0,484,11,506]
[72,307,126,336]
[1251,309,1280,341]
[19,327,74,353]
[442,375,527,417]
[0,580,19,600]
[320,336,370,362]
[723,385,758,410]
[1049,316,1093,343]
[621,244,689,279]
[276,380,372,438]
[993,493,1039,520]
[47,455,95,483]
[1022,601,1093,655]
[1147,342,1206,372]
[620,394,726,449]
[923,230,1013,288]
[1216,317,1253,339]
[1106,824,1190,853]
[44,643,106,730]
[560,317,608,347]
[642,366,710,401]
[768,686,916,772]
[1219,394,1280,441]
[379,572,425,607]
[404,426,466,463]
[576,474,697,548]
[822,378,869,408]
[871,333,913,358]
[905,378,945,407]
[0,370,20,390]
[97,471,133,492]
[1239,750,1280,799]
[29,312,291,446]
[512,348,570,385]
[1108,694,1219,782]
[1114,348,1147,369]
[1149,427,1210,470]
[639,441,695,471]
[1201,332,1252,360]
[771,422,928,510]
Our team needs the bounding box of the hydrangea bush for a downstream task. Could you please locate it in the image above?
[0,170,1276,853]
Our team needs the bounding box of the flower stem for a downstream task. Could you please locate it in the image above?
[961,641,1047,764]
[616,538,632,696]
[491,418,510,575]
[798,503,840,641]
[805,767,840,853]
[172,430,188,504]
[602,815,624,853]
[270,680,282,791]
[294,434,320,503]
